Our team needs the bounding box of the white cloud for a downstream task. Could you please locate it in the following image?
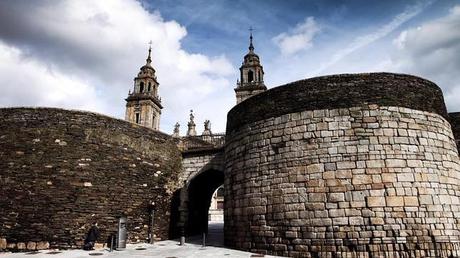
[0,0,235,133]
[313,1,432,75]
[0,43,106,112]
[389,5,460,112]
[272,17,320,56]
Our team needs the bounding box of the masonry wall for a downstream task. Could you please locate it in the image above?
[449,112,460,153]
[0,107,182,250]
[225,73,460,257]
[181,150,225,184]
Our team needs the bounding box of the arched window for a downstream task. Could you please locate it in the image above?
[248,70,254,83]
[140,82,144,93]
[148,82,151,92]
[135,113,140,124]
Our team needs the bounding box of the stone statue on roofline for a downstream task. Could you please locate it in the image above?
[172,122,180,138]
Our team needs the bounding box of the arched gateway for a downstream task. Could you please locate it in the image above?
[3,73,460,258]
[2,33,460,258]
[174,135,225,239]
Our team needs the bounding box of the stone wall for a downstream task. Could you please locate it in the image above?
[0,107,182,250]
[225,73,460,257]
[227,73,448,134]
[449,112,460,153]
[181,149,225,184]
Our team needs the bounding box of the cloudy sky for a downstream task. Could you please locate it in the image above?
[0,0,459,134]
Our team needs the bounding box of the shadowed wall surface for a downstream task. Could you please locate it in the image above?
[449,112,460,153]
[225,73,460,257]
[0,107,182,249]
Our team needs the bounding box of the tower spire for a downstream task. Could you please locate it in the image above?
[249,27,254,52]
[234,26,267,104]
[146,40,152,65]
[125,40,162,130]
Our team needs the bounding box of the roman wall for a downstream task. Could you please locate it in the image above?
[0,107,182,250]
[449,112,460,153]
[225,73,460,257]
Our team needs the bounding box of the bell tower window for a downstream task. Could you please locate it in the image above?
[148,82,151,92]
[135,113,140,124]
[248,70,254,83]
[140,82,144,93]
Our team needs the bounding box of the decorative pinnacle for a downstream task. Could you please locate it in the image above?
[249,26,254,52]
[189,110,195,123]
[146,40,152,64]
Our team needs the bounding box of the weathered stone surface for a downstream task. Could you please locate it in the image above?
[0,108,182,249]
[16,242,26,250]
[227,73,449,134]
[0,238,6,250]
[386,196,404,207]
[367,196,386,207]
[449,112,460,153]
[385,159,406,168]
[26,241,36,250]
[328,193,345,202]
[225,73,460,257]
[404,196,419,207]
[36,241,49,250]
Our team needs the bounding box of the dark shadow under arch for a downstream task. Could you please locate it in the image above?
[186,169,224,236]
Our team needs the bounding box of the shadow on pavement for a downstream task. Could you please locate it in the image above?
[185,222,224,247]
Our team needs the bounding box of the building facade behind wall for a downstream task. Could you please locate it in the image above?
[234,32,267,104]
[125,46,162,130]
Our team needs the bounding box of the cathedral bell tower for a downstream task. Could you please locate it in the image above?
[125,45,162,130]
[234,30,267,104]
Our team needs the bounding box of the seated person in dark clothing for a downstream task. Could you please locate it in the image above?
[83,222,100,250]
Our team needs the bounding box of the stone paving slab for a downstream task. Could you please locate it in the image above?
[0,242,283,258]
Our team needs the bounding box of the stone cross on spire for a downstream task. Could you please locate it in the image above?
[146,40,152,65]
[249,26,254,52]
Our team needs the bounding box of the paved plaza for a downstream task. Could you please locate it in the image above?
[0,241,279,258]
[0,223,281,258]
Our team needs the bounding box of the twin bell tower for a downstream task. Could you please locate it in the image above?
[125,32,267,130]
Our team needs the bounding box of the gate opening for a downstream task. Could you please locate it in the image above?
[186,169,224,246]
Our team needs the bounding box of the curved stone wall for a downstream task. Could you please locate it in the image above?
[225,73,460,257]
[0,108,182,250]
[227,73,448,134]
[449,112,460,153]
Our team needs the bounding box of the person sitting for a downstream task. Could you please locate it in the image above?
[83,222,100,250]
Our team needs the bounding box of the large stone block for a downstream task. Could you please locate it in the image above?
[386,196,404,207]
[385,159,407,168]
[26,242,36,250]
[36,241,49,250]
[0,238,6,249]
[367,196,386,207]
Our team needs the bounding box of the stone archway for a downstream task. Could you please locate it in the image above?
[186,168,224,236]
